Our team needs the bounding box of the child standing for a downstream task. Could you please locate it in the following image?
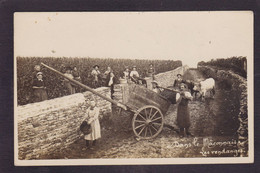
[84,100,101,149]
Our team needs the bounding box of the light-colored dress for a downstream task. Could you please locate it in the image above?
[130,70,140,78]
[84,107,101,141]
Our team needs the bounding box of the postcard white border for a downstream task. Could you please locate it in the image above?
[14,11,254,166]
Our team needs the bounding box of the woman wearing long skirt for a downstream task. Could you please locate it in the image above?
[84,101,101,149]
[32,72,48,102]
[177,83,193,138]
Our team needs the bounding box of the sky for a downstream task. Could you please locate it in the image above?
[14,12,253,67]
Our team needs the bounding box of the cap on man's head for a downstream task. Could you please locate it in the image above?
[177,74,182,77]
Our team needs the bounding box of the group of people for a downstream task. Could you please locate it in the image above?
[90,65,116,91]
[80,73,196,151]
[63,66,82,95]
[31,65,82,103]
[32,63,194,151]
[31,63,155,103]
[79,64,156,150]
[91,64,155,89]
[88,64,155,97]
[122,64,155,85]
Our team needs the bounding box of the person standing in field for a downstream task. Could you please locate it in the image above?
[130,66,146,85]
[130,66,140,84]
[91,65,101,88]
[104,66,112,79]
[63,66,76,95]
[72,66,81,92]
[151,80,161,93]
[31,64,43,102]
[60,64,66,73]
[147,64,155,80]
[101,66,112,86]
[173,74,185,89]
[72,66,81,82]
[84,100,101,149]
[32,65,45,86]
[106,71,116,98]
[177,83,193,138]
[32,65,41,80]
[122,67,130,82]
[32,72,48,102]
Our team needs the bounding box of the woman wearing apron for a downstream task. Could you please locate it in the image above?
[84,100,101,149]
[177,83,193,138]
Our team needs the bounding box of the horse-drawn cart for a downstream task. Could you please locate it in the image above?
[41,63,178,140]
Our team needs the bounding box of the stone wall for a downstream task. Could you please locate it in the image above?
[17,87,111,160]
[198,65,248,156]
[17,66,189,160]
[154,66,188,88]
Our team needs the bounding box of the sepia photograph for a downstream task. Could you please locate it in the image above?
[14,11,254,165]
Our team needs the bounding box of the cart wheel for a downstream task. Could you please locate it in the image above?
[132,105,164,140]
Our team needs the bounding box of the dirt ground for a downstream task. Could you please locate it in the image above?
[41,69,244,159]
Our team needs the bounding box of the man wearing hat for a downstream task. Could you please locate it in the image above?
[151,80,161,93]
[32,72,48,102]
[91,65,101,88]
[173,73,185,89]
